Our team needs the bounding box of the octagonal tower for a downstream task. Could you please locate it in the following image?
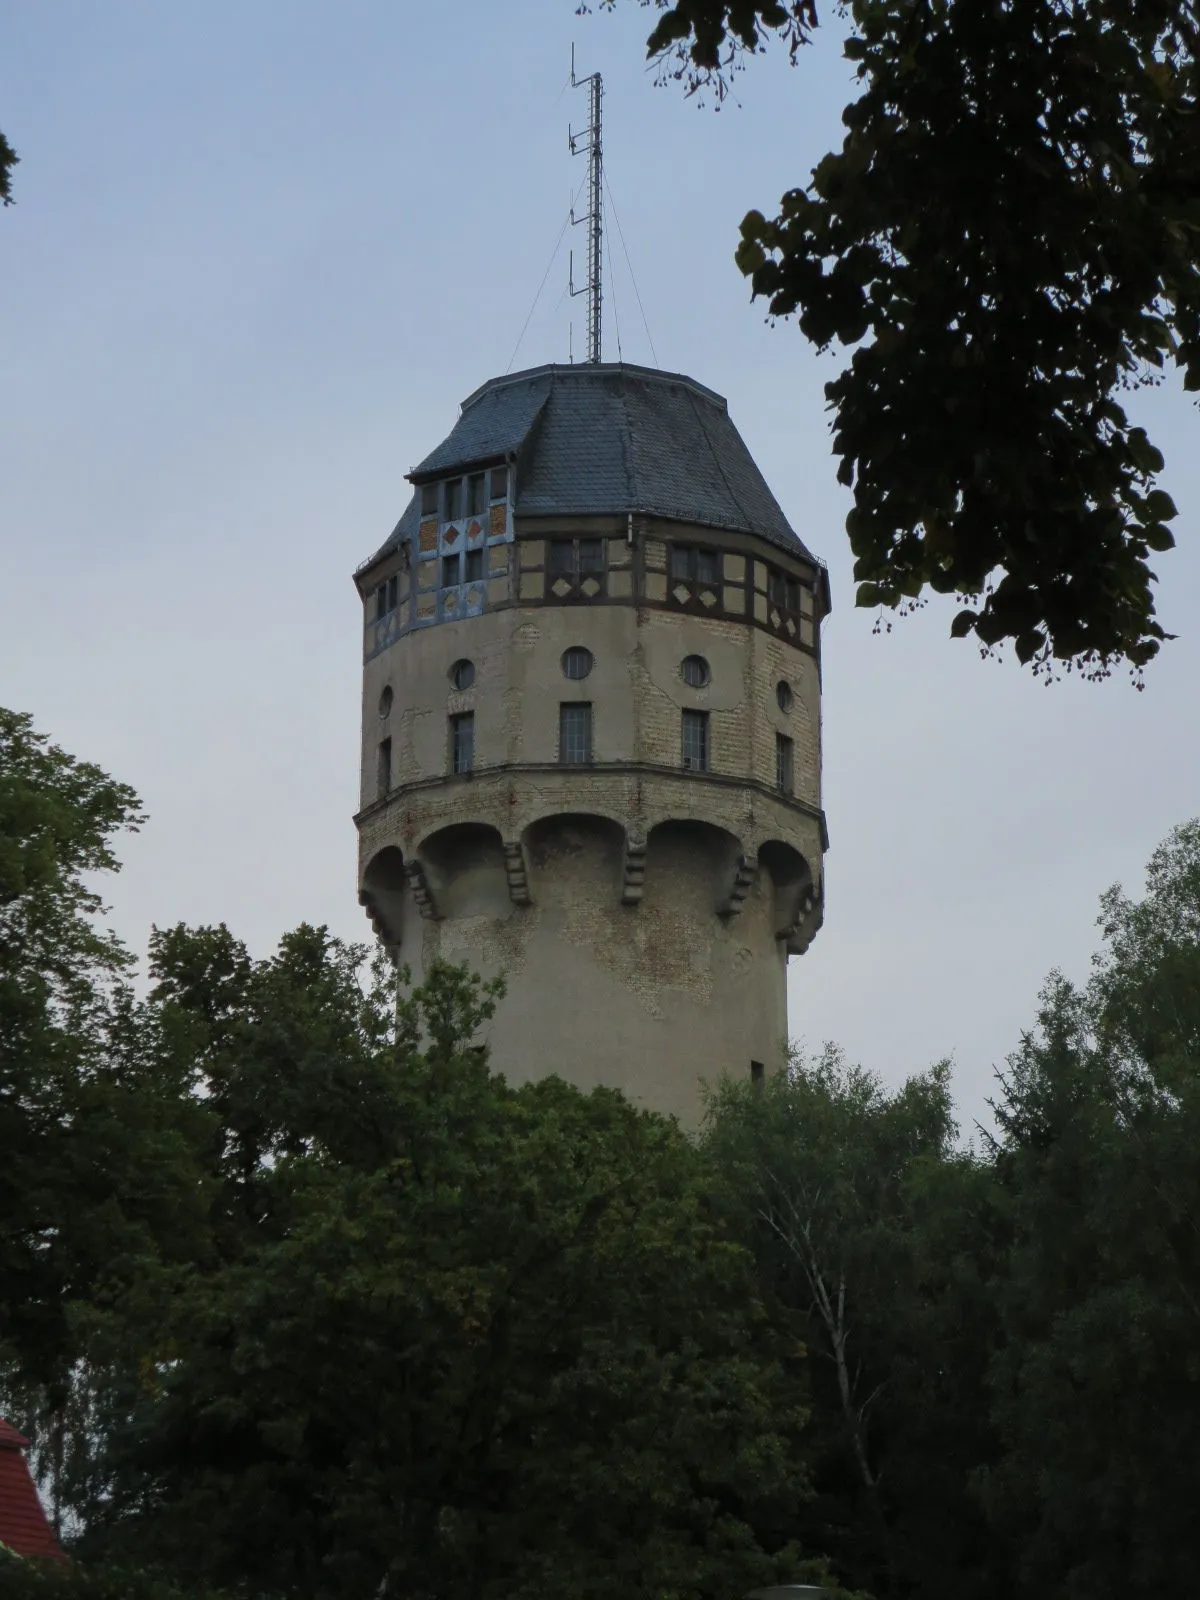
[353,362,829,1125]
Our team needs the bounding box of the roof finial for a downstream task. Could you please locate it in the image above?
[569,47,603,364]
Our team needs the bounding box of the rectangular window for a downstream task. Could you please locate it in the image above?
[750,1060,765,1087]
[490,464,508,501]
[579,538,605,573]
[559,702,593,765]
[450,712,474,775]
[670,544,721,585]
[548,539,575,575]
[464,548,484,582]
[443,478,462,521]
[386,574,398,613]
[420,482,438,516]
[376,737,391,799]
[768,567,802,617]
[467,473,486,516]
[374,583,388,621]
[681,709,709,772]
[776,733,794,794]
[441,553,461,589]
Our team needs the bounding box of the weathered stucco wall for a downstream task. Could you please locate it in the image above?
[356,517,825,1127]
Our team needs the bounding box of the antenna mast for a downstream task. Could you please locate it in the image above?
[569,48,603,364]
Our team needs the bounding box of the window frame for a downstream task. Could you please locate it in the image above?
[464,547,484,583]
[450,711,475,775]
[670,544,722,587]
[546,537,607,593]
[681,708,710,773]
[561,646,594,681]
[776,732,794,795]
[558,701,594,765]
[443,478,463,522]
[376,736,392,799]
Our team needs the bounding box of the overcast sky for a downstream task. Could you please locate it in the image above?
[4,1,1198,1133]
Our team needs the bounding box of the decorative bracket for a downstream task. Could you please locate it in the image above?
[779,885,823,955]
[358,887,401,951]
[719,852,758,918]
[621,833,647,905]
[502,840,532,906]
[405,860,439,920]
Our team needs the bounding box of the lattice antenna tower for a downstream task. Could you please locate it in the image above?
[569,47,603,364]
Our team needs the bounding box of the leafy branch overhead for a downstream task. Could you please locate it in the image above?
[613,0,1200,677]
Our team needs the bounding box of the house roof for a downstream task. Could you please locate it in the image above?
[0,1419,66,1562]
[366,362,818,568]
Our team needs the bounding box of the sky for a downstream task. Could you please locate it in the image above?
[4,1,1198,1134]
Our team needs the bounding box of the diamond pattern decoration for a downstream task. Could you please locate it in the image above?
[442,524,461,546]
[769,607,782,629]
[467,520,483,540]
[699,587,717,608]
[551,577,573,599]
[672,583,691,606]
[580,576,601,598]
[786,617,797,636]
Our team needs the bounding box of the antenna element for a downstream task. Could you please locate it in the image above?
[569,48,604,364]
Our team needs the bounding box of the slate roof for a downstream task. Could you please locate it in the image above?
[0,1419,65,1562]
[367,362,816,567]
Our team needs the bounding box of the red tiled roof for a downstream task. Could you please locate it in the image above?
[0,1418,66,1561]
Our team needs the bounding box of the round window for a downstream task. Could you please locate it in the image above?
[561,646,594,681]
[776,680,794,713]
[378,686,394,719]
[681,655,710,689]
[449,659,475,691]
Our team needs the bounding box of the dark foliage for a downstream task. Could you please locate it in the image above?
[613,1,1200,678]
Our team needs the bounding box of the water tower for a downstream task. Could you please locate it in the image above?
[352,68,828,1124]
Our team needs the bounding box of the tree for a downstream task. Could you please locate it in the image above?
[983,825,1200,1599]
[702,1051,1008,1600]
[1,129,16,206]
[81,958,831,1600]
[0,709,208,1399]
[609,0,1200,678]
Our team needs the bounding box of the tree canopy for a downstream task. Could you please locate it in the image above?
[611,0,1200,679]
[5,706,1200,1600]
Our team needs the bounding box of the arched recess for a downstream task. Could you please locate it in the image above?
[360,846,406,950]
[522,812,626,908]
[758,838,821,952]
[646,819,745,917]
[418,822,512,921]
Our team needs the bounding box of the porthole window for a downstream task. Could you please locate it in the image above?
[776,680,794,713]
[449,658,476,692]
[561,646,594,681]
[681,655,710,689]
[378,686,394,719]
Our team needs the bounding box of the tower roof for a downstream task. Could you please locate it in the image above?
[369,363,816,567]
[0,1419,65,1562]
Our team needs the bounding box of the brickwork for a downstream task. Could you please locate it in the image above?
[357,509,825,1125]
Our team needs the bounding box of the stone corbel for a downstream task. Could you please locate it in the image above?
[358,888,402,955]
[502,840,532,906]
[405,860,439,920]
[719,852,758,917]
[621,833,648,905]
[779,885,824,955]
